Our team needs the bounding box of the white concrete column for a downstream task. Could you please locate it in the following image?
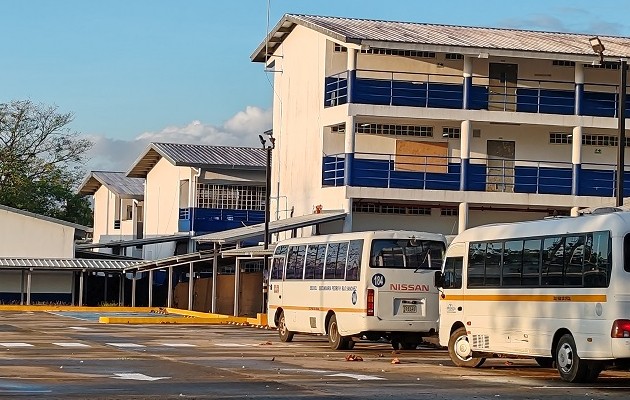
[167,266,173,308]
[26,269,32,306]
[458,202,469,234]
[463,56,473,109]
[148,270,153,307]
[104,273,108,303]
[78,270,84,307]
[344,115,356,188]
[572,126,583,195]
[188,262,194,311]
[119,274,124,306]
[575,63,584,115]
[346,47,358,103]
[571,207,580,217]
[211,242,218,313]
[342,198,353,233]
[131,273,137,307]
[460,120,472,191]
[233,257,241,317]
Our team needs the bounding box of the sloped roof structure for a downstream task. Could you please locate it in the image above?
[252,14,630,63]
[78,171,144,199]
[127,142,266,178]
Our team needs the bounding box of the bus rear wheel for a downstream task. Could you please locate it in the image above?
[448,327,486,368]
[556,334,589,382]
[535,357,554,368]
[327,314,351,350]
[278,311,294,343]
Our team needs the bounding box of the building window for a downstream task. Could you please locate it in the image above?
[441,208,458,216]
[331,123,345,133]
[353,202,431,215]
[333,43,347,52]
[356,123,433,137]
[552,60,575,67]
[360,48,436,58]
[445,53,463,60]
[442,127,460,139]
[549,133,572,144]
[585,62,620,70]
[196,184,265,210]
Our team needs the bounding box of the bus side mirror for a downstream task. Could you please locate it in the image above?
[434,270,444,288]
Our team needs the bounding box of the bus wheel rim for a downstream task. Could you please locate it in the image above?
[557,343,573,372]
[330,322,338,342]
[454,335,472,361]
[279,317,286,336]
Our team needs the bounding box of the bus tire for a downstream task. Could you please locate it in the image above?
[555,334,588,382]
[327,314,350,350]
[534,357,554,368]
[392,340,417,350]
[448,327,485,368]
[278,311,294,343]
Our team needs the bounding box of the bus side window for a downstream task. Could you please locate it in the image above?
[443,256,463,289]
[270,257,285,280]
[345,240,363,281]
[286,245,306,279]
[585,231,612,287]
[467,242,486,287]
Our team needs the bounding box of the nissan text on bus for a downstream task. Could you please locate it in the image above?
[268,230,446,350]
[436,211,630,382]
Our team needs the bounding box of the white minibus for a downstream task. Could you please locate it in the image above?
[268,230,446,350]
[436,211,630,382]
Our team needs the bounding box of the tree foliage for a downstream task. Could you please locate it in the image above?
[0,100,93,226]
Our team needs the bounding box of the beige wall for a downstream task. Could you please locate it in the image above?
[0,271,72,294]
[0,209,74,258]
[143,158,193,260]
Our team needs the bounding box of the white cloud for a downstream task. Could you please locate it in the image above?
[82,105,272,172]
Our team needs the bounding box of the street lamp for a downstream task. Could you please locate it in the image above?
[258,129,274,309]
[590,37,627,207]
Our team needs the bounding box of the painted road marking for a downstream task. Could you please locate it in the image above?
[326,373,386,381]
[106,343,145,348]
[160,343,197,347]
[0,342,33,348]
[52,342,91,348]
[213,343,258,347]
[111,373,169,381]
[69,327,90,331]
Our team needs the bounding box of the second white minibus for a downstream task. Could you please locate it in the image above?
[436,211,630,382]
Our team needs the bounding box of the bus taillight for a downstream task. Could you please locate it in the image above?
[367,289,374,316]
[611,319,630,338]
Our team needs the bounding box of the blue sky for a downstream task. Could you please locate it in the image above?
[1,0,629,171]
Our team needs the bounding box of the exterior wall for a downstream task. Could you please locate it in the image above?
[92,185,143,255]
[0,271,72,299]
[202,170,265,184]
[0,209,74,258]
[92,185,113,245]
[144,157,194,260]
[271,25,330,221]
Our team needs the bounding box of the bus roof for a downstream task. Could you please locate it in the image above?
[453,211,630,244]
[275,230,446,247]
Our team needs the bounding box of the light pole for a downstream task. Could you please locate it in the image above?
[590,37,627,207]
[258,129,274,310]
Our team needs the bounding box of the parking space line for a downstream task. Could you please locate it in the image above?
[159,343,197,347]
[52,342,91,348]
[0,342,34,347]
[111,373,169,381]
[106,343,145,348]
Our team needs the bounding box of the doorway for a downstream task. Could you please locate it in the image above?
[486,140,515,193]
[488,63,518,111]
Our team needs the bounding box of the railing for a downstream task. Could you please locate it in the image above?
[178,207,265,233]
[322,152,630,197]
[324,69,630,118]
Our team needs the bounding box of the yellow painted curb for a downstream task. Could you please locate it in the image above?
[99,316,232,324]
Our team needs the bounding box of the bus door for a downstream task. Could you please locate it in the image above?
[268,245,288,318]
[369,239,444,322]
[440,243,466,330]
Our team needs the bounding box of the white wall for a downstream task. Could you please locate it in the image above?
[0,209,74,258]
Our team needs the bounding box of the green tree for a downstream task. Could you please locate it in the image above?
[0,100,93,226]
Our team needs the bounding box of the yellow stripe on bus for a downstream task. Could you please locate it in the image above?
[440,294,606,302]
[268,305,367,313]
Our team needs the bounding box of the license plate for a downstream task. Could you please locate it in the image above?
[402,304,417,314]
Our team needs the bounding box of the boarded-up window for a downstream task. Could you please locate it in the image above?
[394,140,448,173]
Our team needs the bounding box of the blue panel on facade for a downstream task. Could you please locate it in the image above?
[178,219,191,232]
[354,78,395,105]
[517,89,575,115]
[426,83,464,109]
[389,170,425,189]
[322,156,344,186]
[514,166,572,194]
[469,86,489,110]
[324,76,348,107]
[188,208,265,234]
[582,91,617,117]
[467,164,487,191]
[579,169,614,196]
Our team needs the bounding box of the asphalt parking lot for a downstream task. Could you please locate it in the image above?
[0,311,629,399]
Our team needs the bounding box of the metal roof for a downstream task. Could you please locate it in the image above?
[252,14,630,63]
[78,171,144,199]
[220,245,275,258]
[0,258,142,271]
[0,203,92,234]
[76,233,191,250]
[194,211,347,244]
[123,251,216,273]
[127,142,266,178]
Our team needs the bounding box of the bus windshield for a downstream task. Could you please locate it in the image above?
[370,239,444,270]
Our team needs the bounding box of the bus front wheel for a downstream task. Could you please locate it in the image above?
[448,327,485,368]
[327,314,351,350]
[278,311,294,343]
